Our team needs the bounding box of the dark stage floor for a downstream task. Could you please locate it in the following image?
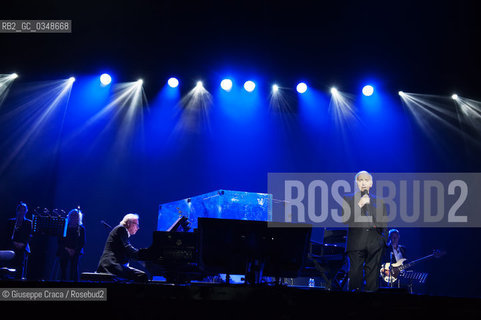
[1,280,480,319]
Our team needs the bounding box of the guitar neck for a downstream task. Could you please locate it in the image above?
[399,254,434,271]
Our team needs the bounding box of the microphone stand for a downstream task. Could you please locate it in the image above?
[100,220,113,231]
[389,251,393,288]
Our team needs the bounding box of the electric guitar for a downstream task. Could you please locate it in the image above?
[380,249,446,284]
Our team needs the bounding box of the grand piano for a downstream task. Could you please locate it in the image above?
[138,190,275,283]
[138,224,202,283]
[138,190,347,287]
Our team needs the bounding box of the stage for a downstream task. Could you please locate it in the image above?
[2,1,481,314]
[1,280,479,319]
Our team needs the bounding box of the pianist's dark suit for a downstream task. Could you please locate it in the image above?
[97,225,148,282]
[343,192,388,292]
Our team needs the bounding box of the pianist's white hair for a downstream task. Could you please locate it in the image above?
[120,213,139,227]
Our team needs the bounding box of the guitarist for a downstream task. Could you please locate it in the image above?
[381,229,407,286]
[385,229,407,265]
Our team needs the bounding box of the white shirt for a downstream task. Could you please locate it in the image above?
[126,227,131,238]
[393,246,403,262]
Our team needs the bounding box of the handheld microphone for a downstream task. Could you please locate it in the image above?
[360,190,369,215]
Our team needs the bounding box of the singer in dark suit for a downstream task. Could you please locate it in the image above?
[343,171,388,292]
[97,213,148,282]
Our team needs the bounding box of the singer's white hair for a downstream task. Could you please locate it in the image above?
[120,213,139,227]
[355,170,372,181]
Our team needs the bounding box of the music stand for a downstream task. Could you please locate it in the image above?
[166,216,191,232]
[198,218,311,285]
[32,215,67,236]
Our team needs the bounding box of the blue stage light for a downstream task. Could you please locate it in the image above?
[272,84,279,93]
[221,79,233,92]
[362,85,374,96]
[296,82,307,94]
[168,77,179,88]
[68,77,76,83]
[100,73,111,86]
[244,81,255,92]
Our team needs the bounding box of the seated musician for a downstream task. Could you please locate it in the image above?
[97,213,148,282]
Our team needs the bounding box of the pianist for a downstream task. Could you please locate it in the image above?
[97,213,148,282]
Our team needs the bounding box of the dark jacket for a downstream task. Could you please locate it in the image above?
[383,244,407,264]
[342,192,388,252]
[8,218,33,253]
[57,225,86,256]
[97,225,139,268]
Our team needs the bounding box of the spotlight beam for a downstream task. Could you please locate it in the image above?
[454,96,481,118]
[0,78,75,174]
[65,81,148,155]
[329,88,361,128]
[174,82,212,133]
[269,84,292,112]
[81,82,143,132]
[0,74,19,107]
[399,92,481,149]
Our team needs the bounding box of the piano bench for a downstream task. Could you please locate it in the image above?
[80,272,129,283]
